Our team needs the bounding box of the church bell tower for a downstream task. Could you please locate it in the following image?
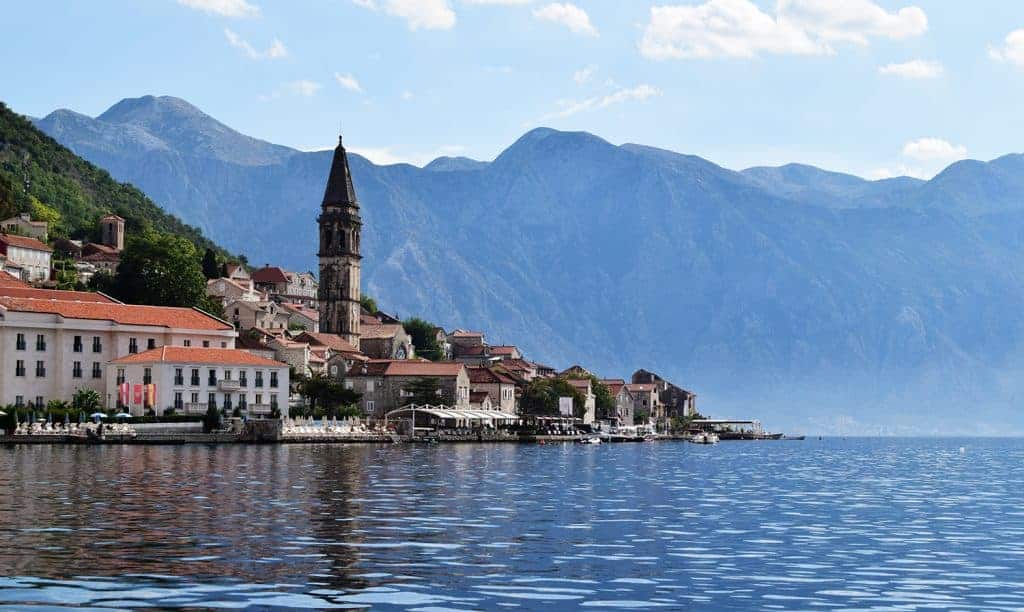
[318,134,362,346]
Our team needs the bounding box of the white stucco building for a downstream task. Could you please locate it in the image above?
[0,286,236,409]
[107,346,289,417]
[0,233,52,282]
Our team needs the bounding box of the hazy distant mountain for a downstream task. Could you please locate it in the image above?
[34,96,1024,434]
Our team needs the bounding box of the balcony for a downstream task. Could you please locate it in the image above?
[249,403,271,414]
[218,379,240,391]
[184,403,208,415]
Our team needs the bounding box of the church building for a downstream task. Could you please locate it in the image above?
[317,135,362,348]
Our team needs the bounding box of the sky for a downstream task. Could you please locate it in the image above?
[3,0,1024,179]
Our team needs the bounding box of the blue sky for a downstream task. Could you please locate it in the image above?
[4,0,1024,178]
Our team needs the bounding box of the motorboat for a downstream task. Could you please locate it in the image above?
[578,436,602,445]
[689,432,719,444]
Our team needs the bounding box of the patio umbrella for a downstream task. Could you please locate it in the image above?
[90,412,106,422]
[0,410,6,416]
[115,412,131,419]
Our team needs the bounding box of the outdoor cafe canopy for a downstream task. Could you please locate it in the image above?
[385,406,520,425]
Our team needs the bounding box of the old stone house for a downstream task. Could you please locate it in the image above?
[343,360,470,421]
[466,365,518,414]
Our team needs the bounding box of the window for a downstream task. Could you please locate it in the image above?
[143,368,152,385]
[128,338,138,354]
[35,396,43,408]
[208,392,216,407]
[35,360,46,377]
[202,341,210,348]
[223,394,233,411]
[366,380,374,393]
[270,394,279,409]
[270,371,278,388]
[92,336,102,353]
[174,392,183,410]
[190,368,200,386]
[344,380,353,390]
[15,396,24,408]
[72,361,82,378]
[239,371,247,387]
[147,338,156,350]
[73,336,83,353]
[174,368,184,386]
[15,360,25,377]
[208,369,217,386]
[183,339,191,347]
[190,392,199,404]
[366,400,375,413]
[92,362,102,378]
[223,369,232,381]
[16,333,25,350]
[255,371,264,387]
[255,393,263,405]
[116,368,125,385]
[239,394,247,409]
[36,334,46,351]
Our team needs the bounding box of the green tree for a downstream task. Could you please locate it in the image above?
[299,373,361,416]
[520,378,586,419]
[360,294,378,314]
[71,387,101,412]
[204,402,222,432]
[201,247,220,279]
[108,230,208,307]
[403,317,444,361]
[563,372,615,420]
[402,377,452,406]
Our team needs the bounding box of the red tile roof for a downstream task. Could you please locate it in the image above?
[111,346,284,366]
[449,329,483,338]
[489,345,519,356]
[252,266,290,283]
[0,233,52,252]
[293,331,361,354]
[0,274,29,288]
[348,359,465,377]
[467,366,517,385]
[600,379,626,396]
[0,297,232,330]
[0,286,116,302]
[83,243,119,256]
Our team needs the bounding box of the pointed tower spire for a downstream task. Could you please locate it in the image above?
[322,134,359,208]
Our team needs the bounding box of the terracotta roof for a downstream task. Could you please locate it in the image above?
[111,346,283,366]
[500,359,536,372]
[454,344,487,356]
[0,233,52,252]
[348,359,465,378]
[0,297,232,330]
[489,345,518,356]
[294,331,361,354]
[252,266,290,283]
[467,366,517,385]
[0,286,116,303]
[100,214,125,222]
[0,274,29,288]
[449,329,483,338]
[567,378,592,390]
[83,243,119,255]
[81,252,120,263]
[235,332,272,351]
[600,379,626,396]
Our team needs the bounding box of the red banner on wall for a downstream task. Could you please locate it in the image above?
[132,384,143,406]
[118,382,130,406]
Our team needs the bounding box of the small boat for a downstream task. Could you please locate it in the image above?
[577,436,602,445]
[780,434,806,440]
[689,432,719,444]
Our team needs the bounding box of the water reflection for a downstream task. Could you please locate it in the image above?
[1,439,1023,609]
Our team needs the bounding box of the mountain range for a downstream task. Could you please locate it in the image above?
[32,95,1024,434]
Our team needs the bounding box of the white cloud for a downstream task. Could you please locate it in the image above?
[224,29,287,59]
[901,137,966,162]
[353,0,456,30]
[334,73,365,93]
[176,0,260,18]
[639,0,926,60]
[462,0,532,4]
[533,3,597,37]
[286,80,322,97]
[989,29,1024,68]
[401,90,414,100]
[878,59,943,79]
[541,84,661,121]
[573,64,597,85]
[348,144,467,166]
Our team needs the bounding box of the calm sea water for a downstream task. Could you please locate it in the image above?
[0,438,1022,610]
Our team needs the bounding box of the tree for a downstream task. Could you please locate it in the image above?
[402,377,452,406]
[201,247,220,279]
[71,388,101,412]
[563,372,616,420]
[520,378,585,419]
[360,294,378,314]
[107,230,208,307]
[204,402,222,432]
[299,373,361,416]
[403,317,443,361]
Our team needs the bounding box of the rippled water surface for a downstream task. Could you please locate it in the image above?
[1,438,1023,609]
